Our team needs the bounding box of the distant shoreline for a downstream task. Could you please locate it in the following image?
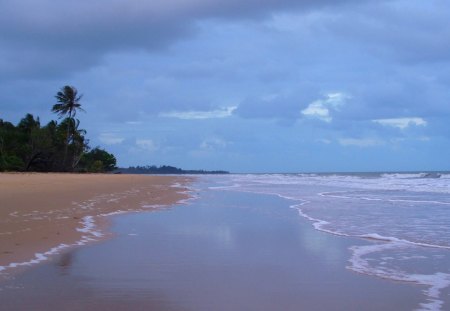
[117,165,229,175]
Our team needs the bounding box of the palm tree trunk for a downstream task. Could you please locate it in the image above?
[63,126,69,170]
[62,112,72,171]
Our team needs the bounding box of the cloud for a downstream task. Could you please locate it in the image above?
[372,117,427,129]
[200,138,228,150]
[2,0,450,172]
[136,139,158,152]
[159,106,237,120]
[235,94,305,120]
[338,138,384,147]
[316,138,332,144]
[301,92,348,122]
[322,0,450,63]
[0,0,365,81]
[98,133,125,145]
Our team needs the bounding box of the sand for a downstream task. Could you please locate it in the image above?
[0,173,191,272]
[0,183,424,310]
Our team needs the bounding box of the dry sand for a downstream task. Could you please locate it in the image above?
[0,173,191,272]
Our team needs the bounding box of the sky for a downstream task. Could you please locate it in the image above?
[1,0,449,173]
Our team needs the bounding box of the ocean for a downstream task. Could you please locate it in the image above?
[207,172,450,310]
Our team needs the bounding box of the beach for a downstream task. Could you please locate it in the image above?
[0,173,191,275]
[0,175,434,310]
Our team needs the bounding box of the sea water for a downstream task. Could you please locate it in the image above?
[208,172,450,310]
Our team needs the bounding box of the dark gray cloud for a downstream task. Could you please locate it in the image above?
[0,0,368,80]
[323,0,450,63]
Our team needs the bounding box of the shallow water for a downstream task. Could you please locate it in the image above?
[210,173,450,310]
[0,179,424,310]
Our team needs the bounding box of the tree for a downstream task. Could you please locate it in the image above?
[66,118,88,170]
[1,86,118,173]
[16,114,43,171]
[51,85,85,170]
[0,119,24,171]
[52,86,84,119]
[79,147,117,172]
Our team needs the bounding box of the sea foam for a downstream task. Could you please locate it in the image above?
[207,173,450,310]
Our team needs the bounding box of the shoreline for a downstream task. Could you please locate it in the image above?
[0,173,192,277]
[0,183,424,310]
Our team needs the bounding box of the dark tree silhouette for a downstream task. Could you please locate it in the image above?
[52,86,84,119]
[1,87,116,173]
[51,86,85,169]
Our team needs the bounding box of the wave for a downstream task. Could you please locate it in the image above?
[319,191,450,205]
[292,203,450,251]
[211,175,450,246]
[225,172,450,194]
[348,242,450,311]
[381,172,442,179]
[207,174,450,310]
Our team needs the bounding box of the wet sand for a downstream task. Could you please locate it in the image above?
[0,180,425,310]
[0,173,191,274]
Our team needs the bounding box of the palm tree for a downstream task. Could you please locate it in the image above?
[52,85,84,119]
[51,85,85,170]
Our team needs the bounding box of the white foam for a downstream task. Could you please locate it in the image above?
[224,172,450,195]
[0,243,71,274]
[293,204,337,235]
[358,233,450,250]
[319,191,450,205]
[141,204,163,209]
[208,183,242,190]
[348,242,450,311]
[0,215,105,276]
[76,216,103,238]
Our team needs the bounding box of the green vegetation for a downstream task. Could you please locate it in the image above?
[0,86,116,173]
[52,85,85,168]
[79,148,118,173]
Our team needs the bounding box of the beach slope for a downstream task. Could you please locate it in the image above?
[0,173,190,272]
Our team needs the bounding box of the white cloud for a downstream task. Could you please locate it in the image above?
[159,106,237,120]
[418,136,431,141]
[200,138,228,150]
[301,92,349,122]
[338,138,384,147]
[98,133,124,145]
[302,101,331,122]
[372,117,427,129]
[136,139,158,152]
[316,138,331,144]
[189,137,229,158]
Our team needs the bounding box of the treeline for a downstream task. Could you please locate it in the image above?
[119,165,229,175]
[0,114,116,172]
[0,86,116,173]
